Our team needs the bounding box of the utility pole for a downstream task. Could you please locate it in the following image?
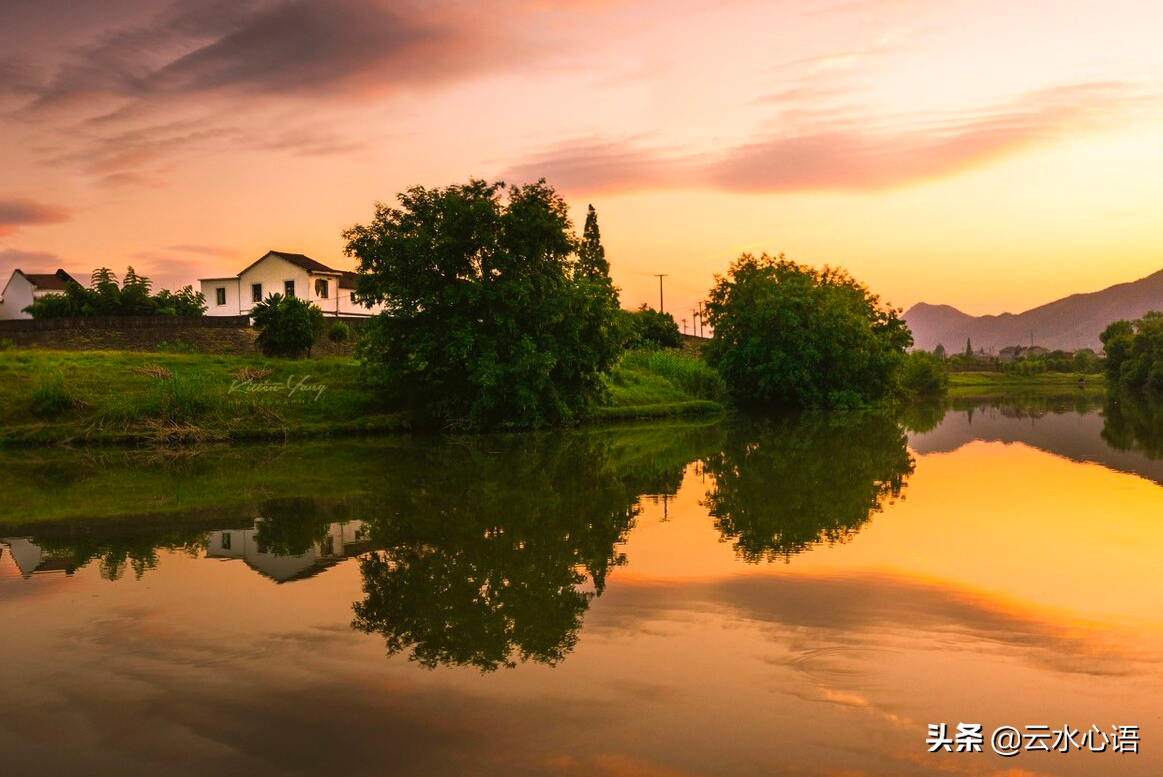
[697,301,705,338]
[691,309,698,338]
[682,318,687,335]
[653,274,667,313]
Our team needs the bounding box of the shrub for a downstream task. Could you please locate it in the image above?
[252,293,325,358]
[328,321,351,343]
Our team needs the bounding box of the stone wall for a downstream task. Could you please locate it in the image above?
[0,316,368,358]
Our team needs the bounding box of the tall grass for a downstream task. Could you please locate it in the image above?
[30,372,76,418]
[616,349,726,401]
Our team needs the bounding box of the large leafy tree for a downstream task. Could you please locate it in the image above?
[703,252,912,409]
[343,179,623,428]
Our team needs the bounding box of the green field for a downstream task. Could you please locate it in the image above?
[0,348,725,445]
[947,371,1105,395]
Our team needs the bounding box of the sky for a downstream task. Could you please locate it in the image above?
[2,0,1162,321]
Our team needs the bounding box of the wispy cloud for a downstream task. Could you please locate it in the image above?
[505,82,1153,195]
[0,198,70,236]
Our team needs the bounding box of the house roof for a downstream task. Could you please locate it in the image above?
[15,269,76,291]
[240,250,341,277]
[339,271,360,290]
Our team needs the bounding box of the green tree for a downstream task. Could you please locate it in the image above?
[933,343,946,361]
[578,204,609,278]
[153,285,207,317]
[623,304,682,348]
[703,253,912,409]
[964,338,973,357]
[900,350,948,396]
[343,179,624,428]
[23,269,206,319]
[251,293,325,358]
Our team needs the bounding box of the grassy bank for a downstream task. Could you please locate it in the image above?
[0,348,724,445]
[947,371,1105,397]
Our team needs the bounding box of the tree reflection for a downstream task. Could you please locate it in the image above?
[351,426,715,671]
[1103,390,1163,459]
[701,414,914,562]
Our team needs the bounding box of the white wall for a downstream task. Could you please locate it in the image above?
[200,278,240,316]
[200,254,385,318]
[0,273,36,320]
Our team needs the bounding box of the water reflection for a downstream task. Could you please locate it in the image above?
[701,413,914,561]
[352,429,718,670]
[1103,390,1163,459]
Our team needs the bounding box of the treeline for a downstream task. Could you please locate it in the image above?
[1102,312,1163,389]
[24,267,206,318]
[926,343,1103,375]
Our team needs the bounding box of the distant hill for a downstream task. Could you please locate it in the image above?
[903,268,1163,353]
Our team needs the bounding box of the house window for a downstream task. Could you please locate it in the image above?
[221,532,232,550]
[284,280,295,298]
[215,287,226,306]
[315,279,329,299]
[252,283,262,303]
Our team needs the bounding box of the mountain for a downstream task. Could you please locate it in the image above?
[903,268,1163,353]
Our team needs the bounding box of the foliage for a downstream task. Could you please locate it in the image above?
[251,293,326,358]
[622,304,682,348]
[154,286,208,316]
[343,179,623,428]
[703,253,912,409]
[1100,315,1163,389]
[327,321,351,343]
[701,414,914,562]
[578,204,609,277]
[900,350,948,396]
[22,267,206,318]
[933,343,946,361]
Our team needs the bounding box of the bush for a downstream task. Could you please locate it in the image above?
[622,306,682,349]
[252,293,325,358]
[704,253,911,409]
[328,321,351,343]
[900,351,948,396]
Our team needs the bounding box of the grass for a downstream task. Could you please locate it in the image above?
[947,371,1105,397]
[604,348,726,410]
[0,350,407,446]
[0,347,726,446]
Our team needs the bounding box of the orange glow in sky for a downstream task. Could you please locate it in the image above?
[2,0,1162,318]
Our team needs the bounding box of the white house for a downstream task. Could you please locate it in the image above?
[0,269,78,320]
[199,250,383,318]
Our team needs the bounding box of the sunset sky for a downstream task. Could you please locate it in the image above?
[2,0,1162,321]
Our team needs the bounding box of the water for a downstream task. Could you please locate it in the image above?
[1,396,1160,776]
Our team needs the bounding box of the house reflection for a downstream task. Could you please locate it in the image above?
[0,537,76,578]
[206,520,372,583]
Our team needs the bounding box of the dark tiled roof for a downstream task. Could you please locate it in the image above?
[339,271,360,290]
[19,269,77,291]
[267,250,339,274]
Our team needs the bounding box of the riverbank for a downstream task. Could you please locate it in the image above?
[947,371,1104,397]
[0,348,725,446]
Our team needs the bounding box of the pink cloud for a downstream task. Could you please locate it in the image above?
[0,198,70,236]
[505,82,1152,195]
